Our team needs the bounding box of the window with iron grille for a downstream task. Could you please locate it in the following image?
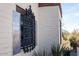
[16,5,36,53]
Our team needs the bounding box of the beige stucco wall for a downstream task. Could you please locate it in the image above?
[0,4,15,55]
[0,3,39,55]
[38,6,60,53]
[0,3,61,55]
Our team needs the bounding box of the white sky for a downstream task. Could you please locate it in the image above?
[62,3,79,32]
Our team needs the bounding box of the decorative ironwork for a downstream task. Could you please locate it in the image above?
[21,5,36,53]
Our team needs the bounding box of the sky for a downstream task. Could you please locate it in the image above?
[62,3,79,33]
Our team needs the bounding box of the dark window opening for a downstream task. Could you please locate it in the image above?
[16,5,36,53]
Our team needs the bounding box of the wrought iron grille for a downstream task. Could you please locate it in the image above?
[21,6,36,53]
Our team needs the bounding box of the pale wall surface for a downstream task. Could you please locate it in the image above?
[38,6,60,53]
[0,3,39,55]
[0,4,15,55]
[0,4,61,55]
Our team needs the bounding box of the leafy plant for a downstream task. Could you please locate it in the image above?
[69,36,77,50]
[32,45,63,56]
[51,45,63,56]
[32,49,47,56]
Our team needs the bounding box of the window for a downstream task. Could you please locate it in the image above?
[16,5,36,53]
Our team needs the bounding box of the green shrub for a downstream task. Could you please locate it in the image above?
[69,36,77,50]
[32,49,48,56]
[32,45,63,56]
[51,45,64,56]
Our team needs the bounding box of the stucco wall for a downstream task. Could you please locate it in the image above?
[0,3,61,55]
[0,3,39,55]
[0,4,15,55]
[38,6,60,53]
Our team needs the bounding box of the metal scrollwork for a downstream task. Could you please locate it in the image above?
[21,5,36,53]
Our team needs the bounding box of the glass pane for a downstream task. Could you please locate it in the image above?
[13,11,21,55]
